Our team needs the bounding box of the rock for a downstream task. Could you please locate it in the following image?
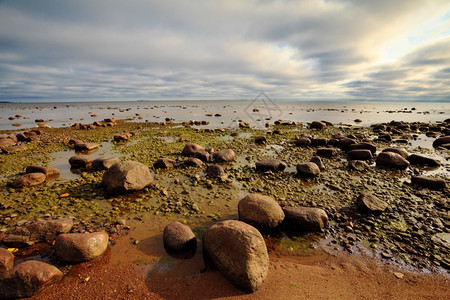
[74,142,98,151]
[432,136,450,148]
[411,176,446,190]
[0,248,14,272]
[311,138,328,146]
[295,137,312,147]
[2,145,27,153]
[92,156,120,170]
[193,150,211,162]
[10,173,46,187]
[407,154,441,167]
[202,220,269,292]
[0,138,16,148]
[0,261,63,299]
[69,155,93,169]
[348,149,373,161]
[184,157,204,167]
[255,159,287,172]
[69,139,84,145]
[382,147,409,158]
[206,165,226,179]
[310,156,325,170]
[309,121,327,130]
[348,160,370,171]
[153,158,177,169]
[182,143,204,156]
[212,149,236,162]
[254,136,267,144]
[25,165,60,177]
[114,133,132,142]
[282,207,329,232]
[376,152,409,170]
[54,231,109,263]
[356,192,388,214]
[336,138,357,151]
[316,147,341,158]
[378,133,392,141]
[102,161,153,194]
[163,222,196,252]
[296,162,320,178]
[348,143,377,154]
[238,194,285,230]
[1,218,74,247]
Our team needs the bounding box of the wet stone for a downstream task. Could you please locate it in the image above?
[238,194,285,231]
[296,162,320,178]
[163,222,196,253]
[74,142,98,151]
[10,173,46,188]
[0,248,14,272]
[356,192,388,214]
[282,207,329,232]
[25,165,60,177]
[255,159,287,172]
[407,154,441,167]
[382,147,409,158]
[92,156,120,171]
[376,152,409,170]
[411,176,446,190]
[69,155,93,169]
[54,231,109,263]
[153,158,177,169]
[316,147,341,158]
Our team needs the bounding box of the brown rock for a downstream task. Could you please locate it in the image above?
[255,159,287,172]
[202,220,269,292]
[25,165,60,177]
[102,161,153,194]
[212,149,236,162]
[376,152,409,170]
[238,194,285,230]
[54,231,109,263]
[182,143,204,156]
[153,158,177,169]
[310,156,325,170]
[0,248,14,272]
[193,150,210,162]
[309,121,327,130]
[295,137,312,147]
[0,138,16,148]
[407,154,441,167]
[92,156,120,170]
[348,143,377,154]
[432,136,450,148]
[254,136,267,144]
[74,142,98,151]
[296,162,320,178]
[348,160,370,171]
[2,144,27,153]
[356,192,388,214]
[411,176,446,190]
[316,147,341,158]
[206,165,226,179]
[163,222,196,252]
[348,149,373,161]
[10,173,46,187]
[282,207,329,232]
[382,147,409,158]
[69,155,93,169]
[184,157,204,167]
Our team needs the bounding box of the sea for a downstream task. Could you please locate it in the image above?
[0,100,449,131]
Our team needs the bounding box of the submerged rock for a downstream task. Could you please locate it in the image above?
[356,192,388,214]
[25,165,60,177]
[202,220,269,293]
[102,161,153,194]
[0,260,63,299]
[282,207,329,232]
[238,194,285,230]
[255,159,287,172]
[54,231,109,263]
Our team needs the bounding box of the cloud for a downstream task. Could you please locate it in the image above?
[0,0,449,101]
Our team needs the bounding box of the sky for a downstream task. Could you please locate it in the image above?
[0,0,449,102]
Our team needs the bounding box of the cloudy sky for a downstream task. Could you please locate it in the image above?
[0,0,449,102]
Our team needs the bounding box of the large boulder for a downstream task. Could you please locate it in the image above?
[255,159,287,172]
[0,260,63,299]
[163,222,196,253]
[10,173,46,187]
[356,192,388,214]
[153,158,177,169]
[1,218,74,248]
[382,147,409,158]
[238,194,285,230]
[282,207,329,232]
[375,152,409,170]
[0,248,14,272]
[411,176,446,190]
[212,149,236,163]
[296,162,320,178]
[54,231,109,263]
[92,156,120,170]
[202,220,269,293]
[69,155,93,169]
[310,156,325,170]
[102,161,153,194]
[407,154,441,167]
[182,143,204,156]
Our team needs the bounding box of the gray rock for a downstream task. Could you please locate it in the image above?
[92,156,120,170]
[212,149,236,162]
[238,194,285,230]
[407,154,441,167]
[153,158,177,169]
[10,173,46,187]
[376,152,409,170]
[0,260,63,299]
[163,222,196,252]
[382,147,409,158]
[316,147,341,158]
[296,162,320,178]
[206,165,226,179]
[182,143,204,156]
[282,207,329,232]
[348,149,373,161]
[69,155,93,169]
[102,161,153,194]
[54,231,109,263]
[255,159,287,172]
[202,220,269,293]
[411,176,446,190]
[0,248,14,272]
[356,192,388,213]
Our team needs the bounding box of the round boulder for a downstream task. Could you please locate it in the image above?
[238,194,285,230]
[206,165,226,179]
[282,207,329,232]
[163,221,196,253]
[182,143,204,156]
[202,220,269,293]
[356,192,388,214]
[54,231,109,263]
[296,162,320,178]
[375,152,409,170]
[102,161,153,194]
[212,149,236,162]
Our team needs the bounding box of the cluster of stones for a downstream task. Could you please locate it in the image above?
[0,218,109,298]
[163,193,329,293]
[0,129,44,154]
[71,118,117,130]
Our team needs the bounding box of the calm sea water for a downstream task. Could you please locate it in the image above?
[0,100,449,131]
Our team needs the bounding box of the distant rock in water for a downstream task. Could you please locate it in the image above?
[69,155,93,169]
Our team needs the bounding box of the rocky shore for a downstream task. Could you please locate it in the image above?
[0,116,449,297]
